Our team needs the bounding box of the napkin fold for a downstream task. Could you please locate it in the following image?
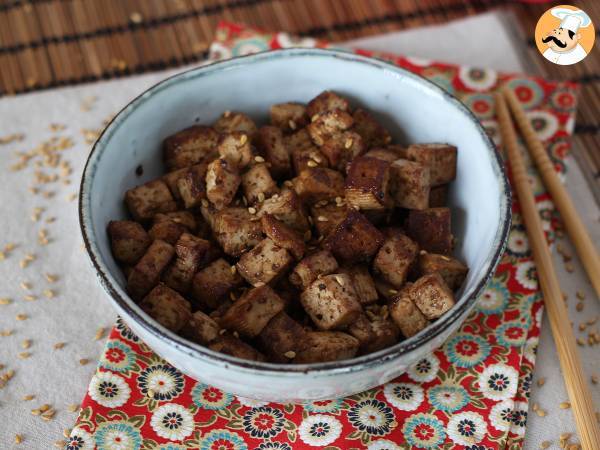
[66,22,578,450]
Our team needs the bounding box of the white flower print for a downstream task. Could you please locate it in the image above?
[515,261,539,290]
[67,427,94,450]
[298,414,342,446]
[236,395,268,408]
[510,401,529,437]
[535,305,544,329]
[524,336,539,364]
[405,56,434,67]
[208,41,233,60]
[383,382,424,411]
[478,364,519,401]
[88,371,131,408]
[368,439,402,450]
[447,411,488,446]
[276,32,316,48]
[508,228,529,255]
[150,403,194,441]
[526,110,559,141]
[458,66,498,91]
[407,354,440,383]
[490,399,514,432]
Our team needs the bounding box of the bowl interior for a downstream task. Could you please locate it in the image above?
[81,48,509,371]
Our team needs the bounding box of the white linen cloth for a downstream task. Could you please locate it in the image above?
[0,11,597,449]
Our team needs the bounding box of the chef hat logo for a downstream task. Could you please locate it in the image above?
[550,7,592,33]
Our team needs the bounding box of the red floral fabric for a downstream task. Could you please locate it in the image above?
[67,23,578,450]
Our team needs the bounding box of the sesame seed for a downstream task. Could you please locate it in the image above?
[576,338,585,346]
[22,394,35,401]
[254,156,265,163]
[63,429,71,438]
[579,323,587,331]
[233,331,239,338]
[576,302,584,312]
[537,377,546,387]
[284,351,296,359]
[334,275,345,286]
[317,216,329,222]
[239,134,248,145]
[67,404,79,412]
[560,432,572,440]
[201,199,209,208]
[223,110,231,118]
[257,192,265,202]
[283,180,293,188]
[94,328,106,341]
[576,290,585,300]
[559,402,571,409]
[16,314,28,321]
[307,160,318,167]
[311,114,319,122]
[229,292,237,301]
[388,289,399,295]
[42,409,56,421]
[535,408,546,417]
[54,440,66,448]
[24,295,36,301]
[21,340,31,349]
[219,329,227,335]
[344,138,353,149]
[20,281,31,290]
[565,263,574,273]
[0,251,5,261]
[540,441,550,449]
[288,120,297,130]
[0,298,11,305]
[39,404,51,412]
[79,358,89,365]
[53,342,65,350]
[248,207,257,215]
[17,352,31,359]
[43,273,56,282]
[254,282,266,287]
[15,434,23,444]
[0,329,13,336]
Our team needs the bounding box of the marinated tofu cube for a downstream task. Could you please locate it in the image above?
[352,108,392,148]
[307,110,354,146]
[429,184,448,207]
[257,126,291,178]
[163,125,219,170]
[213,111,258,138]
[140,283,191,332]
[389,287,429,337]
[220,285,286,338]
[284,128,314,153]
[409,273,455,320]
[406,207,453,255]
[292,167,344,203]
[294,331,359,363]
[300,274,362,330]
[389,159,431,210]
[241,163,279,205]
[206,158,241,210]
[107,220,151,265]
[364,147,404,163]
[217,132,253,169]
[323,210,384,264]
[125,179,177,222]
[127,240,174,300]
[348,314,399,354]
[289,250,339,289]
[418,252,468,291]
[373,233,419,289]
[211,207,263,257]
[162,167,188,200]
[177,163,209,209]
[181,310,220,345]
[191,258,243,310]
[236,238,294,287]
[310,203,348,238]
[345,156,391,211]
[405,143,457,186]
[261,214,305,260]
[306,91,350,118]
[153,211,197,232]
[340,265,378,305]
[209,335,266,361]
[258,312,308,362]
[257,189,310,232]
[291,146,329,174]
[320,131,365,171]
[148,218,187,245]
[162,233,210,293]
[270,102,308,132]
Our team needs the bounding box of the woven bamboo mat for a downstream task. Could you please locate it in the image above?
[0,0,598,199]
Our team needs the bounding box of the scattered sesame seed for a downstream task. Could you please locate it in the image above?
[42,409,56,421]
[334,275,345,286]
[388,289,399,295]
[67,404,79,412]
[229,292,237,301]
[15,434,23,444]
[54,440,66,448]
[559,401,571,409]
[537,377,546,387]
[254,156,265,163]
[248,207,257,215]
[565,262,574,273]
[579,323,587,331]
[307,160,318,167]
[576,290,585,300]
[22,394,35,401]
[284,351,296,359]
[288,120,297,130]
[317,216,328,222]
[201,199,209,208]
[535,408,547,417]
[239,134,248,145]
[257,192,265,202]
[0,329,14,336]
[219,329,227,335]
[311,114,319,122]
[0,298,11,305]
[17,352,31,359]
[39,404,50,412]
[94,327,106,341]
[344,138,353,149]
[21,339,31,349]
[24,295,36,301]
[43,289,55,299]
[233,331,239,338]
[230,265,237,275]
[576,302,584,312]
[20,281,31,290]
[560,432,572,440]
[79,358,89,366]
[576,337,585,346]
[63,428,72,438]
[223,110,231,118]
[53,342,65,350]
[16,314,28,321]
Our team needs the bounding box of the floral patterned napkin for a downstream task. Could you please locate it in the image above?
[66,22,578,450]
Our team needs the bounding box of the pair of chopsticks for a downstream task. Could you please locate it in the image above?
[495,90,600,450]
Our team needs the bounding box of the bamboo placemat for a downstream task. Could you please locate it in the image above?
[0,0,598,197]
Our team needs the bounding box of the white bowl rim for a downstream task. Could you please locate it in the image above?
[79,47,512,377]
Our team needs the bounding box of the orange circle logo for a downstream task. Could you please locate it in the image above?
[535,5,594,65]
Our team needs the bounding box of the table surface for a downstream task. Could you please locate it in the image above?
[0,11,598,450]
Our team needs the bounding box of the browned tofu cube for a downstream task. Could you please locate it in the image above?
[389,159,431,210]
[345,156,391,211]
[294,331,359,363]
[241,163,279,205]
[429,184,448,207]
[177,163,209,209]
[162,233,210,293]
[289,250,339,289]
[236,238,294,287]
[257,189,310,232]
[270,102,308,132]
[261,214,305,260]
[213,111,257,138]
[211,207,263,257]
[206,158,241,210]
[258,312,308,362]
[284,128,314,153]
[310,203,348,238]
[306,91,350,118]
[127,240,175,300]
[389,288,429,338]
[220,285,286,338]
[307,110,354,146]
[154,211,197,231]
[292,167,344,203]
[107,220,151,265]
[291,146,329,175]
[320,131,365,171]
[364,146,404,163]
[209,335,266,361]
[191,258,243,310]
[418,252,468,291]
[181,310,220,345]
[148,219,187,245]
[125,179,177,222]
[352,108,392,148]
[410,273,455,319]
[405,143,457,186]
[348,314,399,354]
[340,265,378,305]
[216,131,253,169]
[406,208,453,255]
[163,125,219,170]
[140,283,191,332]
[322,210,384,264]
[162,167,188,200]
[373,233,419,289]
[301,274,362,330]
[257,126,291,178]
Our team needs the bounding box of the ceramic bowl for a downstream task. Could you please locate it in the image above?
[79,48,511,402]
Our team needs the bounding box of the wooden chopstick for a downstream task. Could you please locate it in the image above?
[495,93,600,450]
[504,88,600,301]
